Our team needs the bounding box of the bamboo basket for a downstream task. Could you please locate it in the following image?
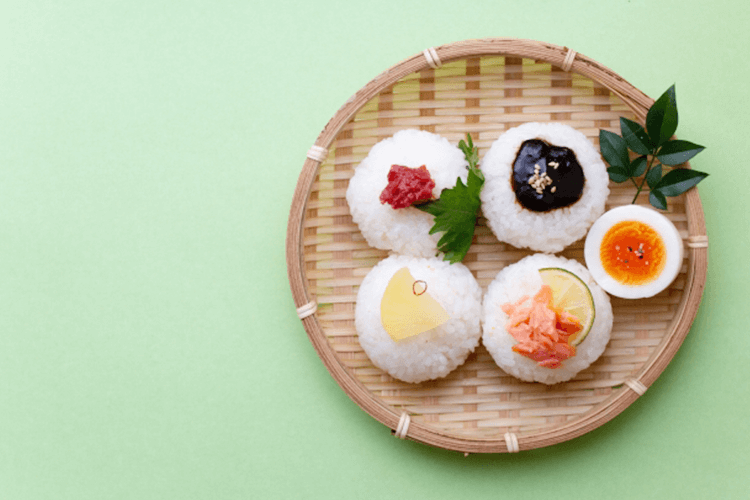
[286,38,708,454]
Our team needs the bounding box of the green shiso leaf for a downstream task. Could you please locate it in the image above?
[419,173,482,264]
[620,117,653,155]
[599,129,630,170]
[646,164,663,189]
[656,139,705,166]
[630,155,648,177]
[607,166,630,183]
[417,133,483,264]
[649,189,668,210]
[646,84,678,147]
[654,168,709,197]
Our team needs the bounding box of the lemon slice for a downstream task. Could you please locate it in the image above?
[539,267,595,346]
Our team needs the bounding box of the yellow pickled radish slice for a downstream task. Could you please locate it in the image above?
[539,267,595,346]
[380,267,450,341]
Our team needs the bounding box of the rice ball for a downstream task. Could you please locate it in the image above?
[346,129,468,258]
[355,255,482,383]
[482,254,613,384]
[480,122,609,253]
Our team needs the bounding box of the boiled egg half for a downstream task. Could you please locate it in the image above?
[584,205,684,299]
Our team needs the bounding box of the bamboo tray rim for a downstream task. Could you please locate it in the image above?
[286,38,708,454]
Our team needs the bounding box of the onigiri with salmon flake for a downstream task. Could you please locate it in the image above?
[480,122,609,253]
[482,254,613,384]
[355,254,482,383]
[346,129,468,258]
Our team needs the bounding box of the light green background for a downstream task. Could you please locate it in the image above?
[0,1,747,499]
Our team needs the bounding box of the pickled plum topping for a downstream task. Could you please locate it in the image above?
[379,165,436,209]
[512,139,585,212]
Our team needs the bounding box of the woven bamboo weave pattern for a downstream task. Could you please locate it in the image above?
[288,40,707,453]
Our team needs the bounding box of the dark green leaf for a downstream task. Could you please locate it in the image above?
[630,156,648,177]
[649,189,667,210]
[646,164,662,189]
[646,85,678,147]
[417,135,484,263]
[607,166,630,183]
[654,168,708,197]
[467,164,484,189]
[620,118,653,155]
[599,129,630,169]
[656,139,705,166]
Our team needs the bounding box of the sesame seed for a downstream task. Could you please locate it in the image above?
[551,186,556,193]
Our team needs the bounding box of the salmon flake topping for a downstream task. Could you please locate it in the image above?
[501,285,583,369]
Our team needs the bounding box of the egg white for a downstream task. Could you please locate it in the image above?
[584,205,684,299]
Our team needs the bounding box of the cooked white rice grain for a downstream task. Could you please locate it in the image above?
[480,122,609,253]
[346,129,468,258]
[356,255,482,383]
[482,254,613,384]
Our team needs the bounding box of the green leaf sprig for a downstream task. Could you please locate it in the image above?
[599,85,708,210]
[417,133,484,263]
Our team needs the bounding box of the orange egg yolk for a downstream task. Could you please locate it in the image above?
[600,220,666,285]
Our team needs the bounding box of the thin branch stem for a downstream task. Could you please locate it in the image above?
[632,148,660,204]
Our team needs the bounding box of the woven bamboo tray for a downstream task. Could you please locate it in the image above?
[286,38,708,454]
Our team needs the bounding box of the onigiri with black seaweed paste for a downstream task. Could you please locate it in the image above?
[346,129,468,258]
[355,254,482,384]
[480,122,609,253]
[482,254,613,385]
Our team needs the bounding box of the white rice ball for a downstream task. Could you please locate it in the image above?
[355,255,482,383]
[482,254,613,384]
[346,129,468,258]
[480,123,609,253]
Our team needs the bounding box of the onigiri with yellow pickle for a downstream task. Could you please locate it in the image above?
[355,255,482,384]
